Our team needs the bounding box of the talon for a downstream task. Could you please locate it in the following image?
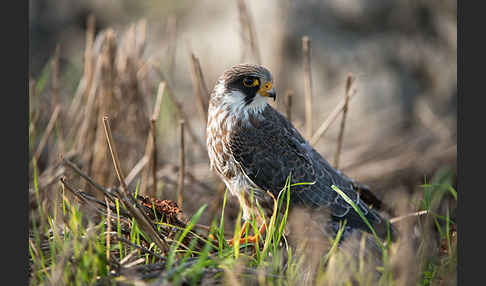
[228,222,266,246]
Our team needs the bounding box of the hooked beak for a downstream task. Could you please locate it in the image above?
[267,88,276,101]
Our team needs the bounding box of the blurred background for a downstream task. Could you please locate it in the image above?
[29,0,456,225]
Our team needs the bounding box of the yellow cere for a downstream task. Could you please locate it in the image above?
[258,81,273,97]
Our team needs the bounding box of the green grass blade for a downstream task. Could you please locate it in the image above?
[331,185,385,254]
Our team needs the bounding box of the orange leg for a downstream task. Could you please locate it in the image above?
[228,222,266,246]
[208,222,249,244]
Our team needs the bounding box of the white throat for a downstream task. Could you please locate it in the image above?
[215,81,268,119]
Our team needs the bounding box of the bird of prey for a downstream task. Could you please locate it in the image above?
[206,63,395,244]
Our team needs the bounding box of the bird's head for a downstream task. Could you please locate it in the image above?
[212,64,276,115]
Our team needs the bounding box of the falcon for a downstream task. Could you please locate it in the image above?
[206,63,395,245]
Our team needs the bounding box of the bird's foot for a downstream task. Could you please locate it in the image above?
[228,222,266,246]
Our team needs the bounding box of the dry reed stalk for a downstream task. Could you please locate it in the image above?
[75,47,103,154]
[236,0,261,64]
[140,132,154,196]
[67,15,96,122]
[51,44,61,106]
[140,82,166,196]
[85,15,96,76]
[102,115,169,253]
[150,82,166,197]
[302,36,313,139]
[285,90,294,122]
[333,74,354,169]
[125,155,149,187]
[152,82,166,122]
[90,29,117,192]
[189,52,208,126]
[194,56,210,99]
[33,105,61,165]
[165,85,207,156]
[177,120,185,209]
[120,250,139,266]
[150,119,158,197]
[390,210,428,224]
[103,116,126,181]
[310,88,358,146]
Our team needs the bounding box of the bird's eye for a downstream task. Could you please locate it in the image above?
[242,77,258,87]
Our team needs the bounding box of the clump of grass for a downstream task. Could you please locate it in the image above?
[29,166,456,285]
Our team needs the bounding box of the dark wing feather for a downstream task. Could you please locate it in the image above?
[229,106,393,238]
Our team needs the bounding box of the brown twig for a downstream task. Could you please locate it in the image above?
[236,0,261,64]
[152,82,166,122]
[59,176,94,205]
[103,116,127,190]
[140,82,166,196]
[189,52,208,126]
[177,120,185,209]
[62,157,116,203]
[285,90,293,122]
[150,119,158,198]
[115,234,166,261]
[150,82,166,197]
[309,88,358,146]
[102,115,169,253]
[140,134,154,196]
[390,210,428,224]
[302,36,313,139]
[333,74,354,169]
[33,105,61,164]
[194,56,210,100]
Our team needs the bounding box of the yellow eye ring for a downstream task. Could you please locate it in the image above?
[243,77,259,87]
